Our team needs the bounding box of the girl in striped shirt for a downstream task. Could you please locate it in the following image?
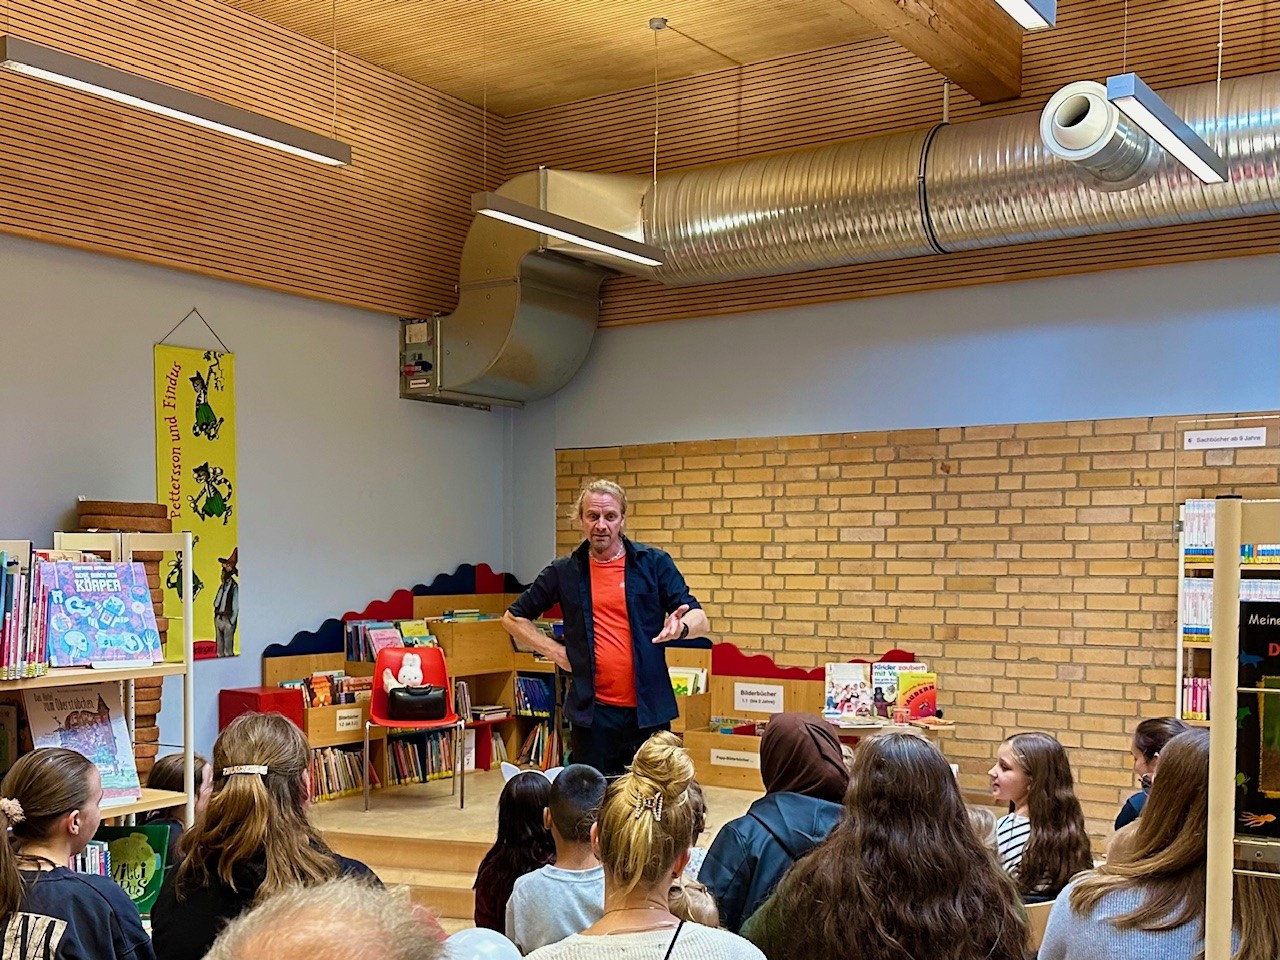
[989,732,1093,902]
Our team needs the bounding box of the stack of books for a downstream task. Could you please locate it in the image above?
[668,666,707,696]
[473,704,510,722]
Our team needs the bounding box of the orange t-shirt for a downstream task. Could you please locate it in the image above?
[589,554,636,707]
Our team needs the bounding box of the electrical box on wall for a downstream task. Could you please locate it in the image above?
[399,317,497,411]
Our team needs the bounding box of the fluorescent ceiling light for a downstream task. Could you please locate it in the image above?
[992,0,1056,30]
[472,192,665,267]
[0,35,351,166]
[1106,72,1227,184]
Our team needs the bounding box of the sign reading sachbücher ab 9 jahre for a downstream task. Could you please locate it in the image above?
[153,344,239,660]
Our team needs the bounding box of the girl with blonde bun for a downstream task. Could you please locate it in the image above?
[527,731,763,960]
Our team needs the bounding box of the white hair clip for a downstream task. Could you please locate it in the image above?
[634,794,664,822]
[500,762,562,784]
[222,765,268,777]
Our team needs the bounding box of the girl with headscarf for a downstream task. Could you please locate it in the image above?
[697,713,848,932]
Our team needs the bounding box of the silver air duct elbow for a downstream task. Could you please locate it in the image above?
[1040,80,1157,190]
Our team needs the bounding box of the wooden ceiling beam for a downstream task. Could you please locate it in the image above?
[843,0,1023,103]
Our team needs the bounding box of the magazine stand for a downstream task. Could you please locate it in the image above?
[0,532,197,823]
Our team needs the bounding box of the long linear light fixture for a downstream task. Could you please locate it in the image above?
[0,35,351,166]
[1106,72,1227,184]
[472,192,665,267]
[991,0,1056,30]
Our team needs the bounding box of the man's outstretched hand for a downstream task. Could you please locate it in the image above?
[652,604,691,644]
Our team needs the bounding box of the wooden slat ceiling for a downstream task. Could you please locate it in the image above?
[216,0,880,116]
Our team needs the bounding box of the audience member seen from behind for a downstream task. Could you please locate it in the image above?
[206,876,443,960]
[474,768,556,936]
[1115,717,1188,830]
[506,764,608,953]
[699,713,848,932]
[151,712,380,960]
[741,733,1027,960]
[142,751,213,872]
[0,747,155,960]
[682,779,709,880]
[989,731,1093,902]
[526,731,765,960]
[1039,728,1280,960]
[966,805,998,854]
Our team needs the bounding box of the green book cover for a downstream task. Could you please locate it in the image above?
[94,824,170,916]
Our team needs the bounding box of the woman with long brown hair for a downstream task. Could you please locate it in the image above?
[0,747,154,960]
[741,733,1028,960]
[151,713,380,960]
[989,731,1093,901]
[527,731,763,959]
[1039,728,1280,960]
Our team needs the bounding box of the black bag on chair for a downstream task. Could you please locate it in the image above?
[387,685,448,721]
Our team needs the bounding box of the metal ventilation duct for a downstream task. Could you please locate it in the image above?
[420,72,1279,406]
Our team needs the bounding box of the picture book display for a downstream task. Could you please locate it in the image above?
[42,562,161,667]
[871,662,930,717]
[23,683,142,806]
[898,672,938,719]
[1236,601,1280,839]
[95,825,168,916]
[824,663,873,719]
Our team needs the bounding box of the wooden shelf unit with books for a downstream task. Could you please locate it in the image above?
[0,533,198,824]
[1176,499,1280,724]
[260,652,388,793]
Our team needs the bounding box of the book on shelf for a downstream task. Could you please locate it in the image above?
[668,666,707,697]
[308,745,379,801]
[514,675,555,717]
[871,662,929,717]
[823,662,873,719]
[1182,676,1211,721]
[472,704,510,722]
[454,679,472,720]
[516,721,561,770]
[386,728,461,783]
[41,561,162,668]
[898,672,938,720]
[491,731,509,765]
[94,824,169,917]
[70,840,111,877]
[1236,600,1280,838]
[1183,499,1280,563]
[1182,578,1280,641]
[24,682,141,806]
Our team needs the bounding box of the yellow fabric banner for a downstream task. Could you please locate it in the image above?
[153,345,238,660]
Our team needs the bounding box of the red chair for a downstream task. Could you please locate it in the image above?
[364,646,466,811]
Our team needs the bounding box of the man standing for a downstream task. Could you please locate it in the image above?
[503,479,709,776]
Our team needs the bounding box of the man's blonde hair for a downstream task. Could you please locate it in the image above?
[572,479,628,520]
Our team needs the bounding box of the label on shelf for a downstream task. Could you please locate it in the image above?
[733,683,784,713]
[335,708,362,733]
[710,747,760,769]
[1183,427,1268,450]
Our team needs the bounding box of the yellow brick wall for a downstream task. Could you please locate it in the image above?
[555,413,1280,844]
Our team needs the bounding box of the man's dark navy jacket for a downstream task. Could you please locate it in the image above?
[507,536,701,729]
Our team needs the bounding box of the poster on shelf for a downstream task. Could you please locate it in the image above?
[153,343,238,661]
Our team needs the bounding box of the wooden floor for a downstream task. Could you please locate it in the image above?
[309,768,764,930]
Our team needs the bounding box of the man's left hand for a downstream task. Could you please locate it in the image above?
[652,604,691,644]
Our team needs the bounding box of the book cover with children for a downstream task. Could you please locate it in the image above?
[42,562,161,667]
[824,663,873,718]
[23,683,142,805]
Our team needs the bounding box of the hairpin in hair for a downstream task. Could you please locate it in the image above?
[0,798,25,824]
[222,765,268,777]
[634,794,663,822]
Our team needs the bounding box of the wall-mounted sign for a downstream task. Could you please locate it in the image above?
[1184,427,1268,450]
[710,748,761,769]
[734,682,785,713]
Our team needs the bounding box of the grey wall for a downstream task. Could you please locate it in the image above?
[0,234,509,754]
[512,254,1280,579]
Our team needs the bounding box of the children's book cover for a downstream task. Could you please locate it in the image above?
[898,672,938,720]
[23,683,142,806]
[824,663,873,718]
[871,662,930,717]
[95,825,169,916]
[1236,601,1280,839]
[43,562,161,667]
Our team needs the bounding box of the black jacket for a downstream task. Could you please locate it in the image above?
[151,852,378,960]
[508,537,701,728]
[2,867,155,960]
[697,791,843,933]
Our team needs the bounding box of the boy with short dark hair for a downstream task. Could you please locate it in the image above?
[505,764,607,953]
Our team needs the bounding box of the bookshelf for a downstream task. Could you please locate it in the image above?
[1176,500,1280,723]
[0,533,198,825]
